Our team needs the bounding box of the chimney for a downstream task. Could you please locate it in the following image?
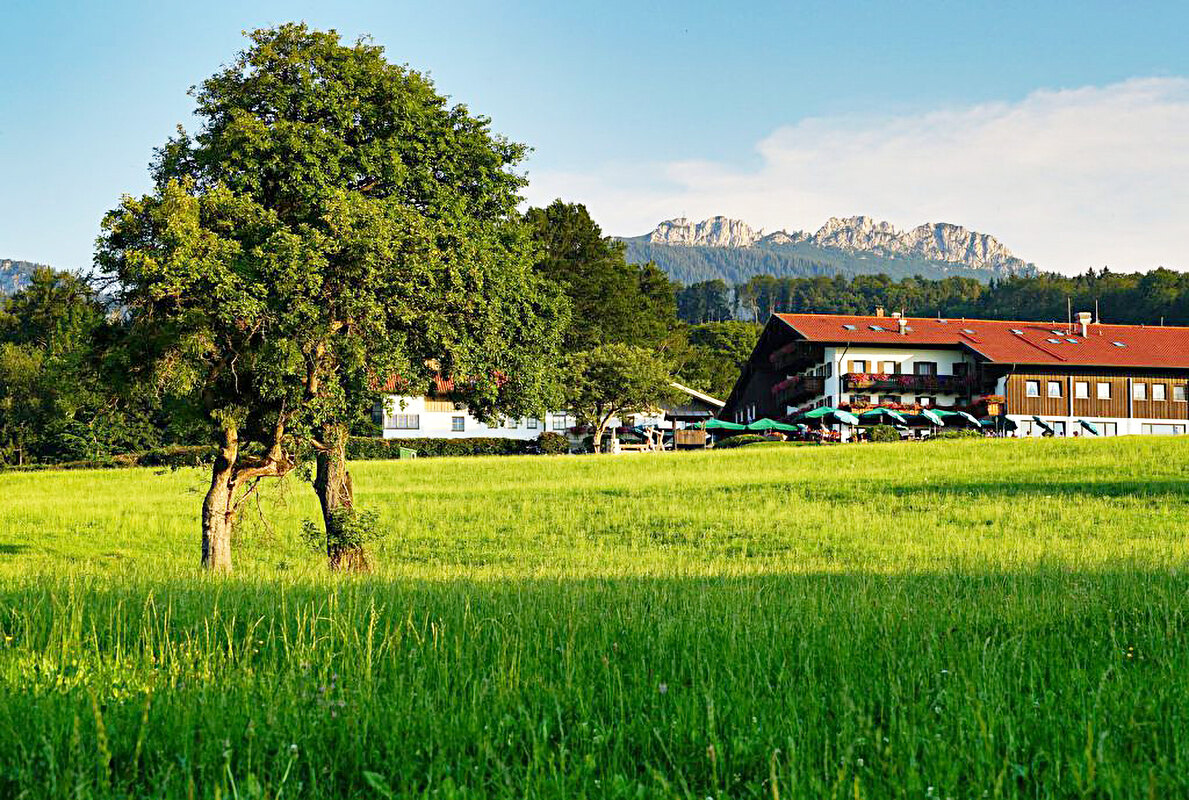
[1076,311,1092,337]
[898,316,908,335]
[875,306,885,317]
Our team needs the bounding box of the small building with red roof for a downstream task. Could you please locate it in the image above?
[722,309,1189,437]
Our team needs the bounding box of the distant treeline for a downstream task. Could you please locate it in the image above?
[676,269,1189,326]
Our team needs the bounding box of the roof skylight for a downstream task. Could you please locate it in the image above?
[1047,338,1061,344]
[961,328,975,334]
[1065,338,1079,344]
[869,325,884,331]
[842,324,856,330]
[1112,341,1126,347]
[1010,329,1024,335]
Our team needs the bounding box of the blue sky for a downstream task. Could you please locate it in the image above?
[3,1,1189,272]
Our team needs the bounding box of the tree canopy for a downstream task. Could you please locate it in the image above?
[97,24,566,570]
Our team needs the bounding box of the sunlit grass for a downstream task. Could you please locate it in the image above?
[0,437,1187,797]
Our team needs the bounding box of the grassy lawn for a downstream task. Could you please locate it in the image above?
[0,437,1187,798]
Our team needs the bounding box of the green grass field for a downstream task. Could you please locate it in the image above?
[1,437,1187,798]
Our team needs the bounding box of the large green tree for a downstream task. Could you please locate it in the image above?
[526,201,675,350]
[98,25,565,571]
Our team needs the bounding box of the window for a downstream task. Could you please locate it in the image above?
[387,413,420,430]
[552,414,568,431]
[1047,338,1061,344]
[869,325,885,331]
[1142,423,1186,436]
[918,396,934,407]
[850,360,867,373]
[914,362,937,376]
[1097,382,1111,400]
[1047,381,1062,398]
[1051,421,1067,437]
[1133,382,1147,401]
[528,418,539,429]
[880,361,897,374]
[451,416,465,432]
[961,328,975,334]
[1010,328,1024,335]
[1112,341,1126,347]
[1026,380,1040,398]
[951,363,967,377]
[1101,422,1117,437]
[1153,384,1167,402]
[825,362,834,378]
[424,398,456,412]
[1074,381,1089,399]
[842,324,856,330]
[1175,385,1187,402]
[1065,338,1079,344]
[879,395,902,405]
[508,418,519,429]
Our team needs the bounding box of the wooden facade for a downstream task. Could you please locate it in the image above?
[1005,372,1189,420]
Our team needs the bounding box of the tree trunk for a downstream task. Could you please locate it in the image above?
[201,426,238,572]
[314,423,365,571]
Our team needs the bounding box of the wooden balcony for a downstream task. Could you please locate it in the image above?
[771,375,826,404]
[842,372,978,394]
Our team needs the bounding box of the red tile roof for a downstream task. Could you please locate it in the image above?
[774,313,1189,370]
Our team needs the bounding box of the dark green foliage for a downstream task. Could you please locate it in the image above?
[695,269,1189,326]
[934,428,986,440]
[714,433,769,448]
[346,436,537,459]
[675,279,732,323]
[526,201,675,351]
[300,507,384,553]
[0,268,164,465]
[673,321,761,400]
[533,431,569,455]
[624,239,1022,286]
[868,424,901,443]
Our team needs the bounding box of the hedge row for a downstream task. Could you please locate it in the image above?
[0,445,217,472]
[347,432,569,459]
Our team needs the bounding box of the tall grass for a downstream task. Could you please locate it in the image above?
[0,437,1186,798]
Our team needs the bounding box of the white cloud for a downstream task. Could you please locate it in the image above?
[525,77,1189,273]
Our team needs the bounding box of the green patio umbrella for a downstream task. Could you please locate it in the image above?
[911,408,945,426]
[700,419,746,430]
[1077,419,1100,436]
[1031,415,1055,435]
[799,407,861,426]
[858,407,908,425]
[746,418,781,431]
[936,409,982,427]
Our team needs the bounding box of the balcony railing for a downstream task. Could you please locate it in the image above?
[843,372,977,394]
[771,375,825,404]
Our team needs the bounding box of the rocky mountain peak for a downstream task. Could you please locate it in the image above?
[648,216,763,248]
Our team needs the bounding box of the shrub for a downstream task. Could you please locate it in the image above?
[345,437,535,459]
[868,425,901,443]
[532,432,569,455]
[933,428,984,440]
[714,434,769,449]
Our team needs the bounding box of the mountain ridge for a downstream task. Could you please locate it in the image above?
[619,215,1038,285]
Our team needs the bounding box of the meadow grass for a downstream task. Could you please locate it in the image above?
[0,437,1187,798]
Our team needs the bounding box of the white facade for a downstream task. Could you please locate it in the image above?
[806,345,973,413]
[376,395,666,440]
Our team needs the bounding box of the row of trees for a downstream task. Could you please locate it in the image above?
[678,270,1189,325]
